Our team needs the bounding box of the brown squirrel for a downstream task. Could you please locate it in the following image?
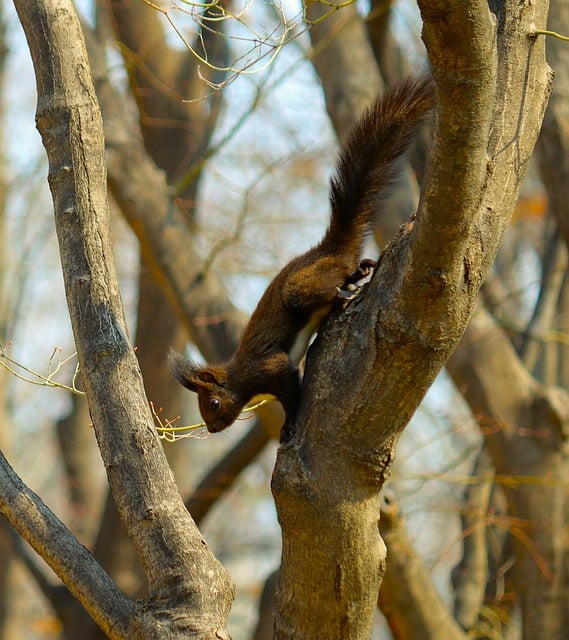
[170,74,434,437]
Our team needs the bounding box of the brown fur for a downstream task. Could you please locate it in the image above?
[170,75,435,436]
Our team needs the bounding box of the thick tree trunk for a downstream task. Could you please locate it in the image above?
[273,1,550,637]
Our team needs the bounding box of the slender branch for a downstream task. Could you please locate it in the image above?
[0,345,84,395]
[532,28,569,42]
[0,450,133,639]
[519,228,567,375]
[451,448,494,630]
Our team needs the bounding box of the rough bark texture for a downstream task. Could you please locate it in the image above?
[12,0,234,637]
[272,1,550,637]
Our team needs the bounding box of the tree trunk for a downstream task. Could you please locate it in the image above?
[272,1,550,636]
[11,0,235,636]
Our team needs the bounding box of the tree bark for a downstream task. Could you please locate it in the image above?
[0,450,134,639]
[12,0,234,637]
[272,1,550,637]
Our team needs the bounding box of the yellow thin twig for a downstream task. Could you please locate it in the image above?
[303,0,357,26]
[0,345,84,396]
[141,0,301,89]
[531,28,569,42]
[152,398,272,441]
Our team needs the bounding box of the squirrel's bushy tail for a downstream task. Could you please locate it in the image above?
[324,74,435,249]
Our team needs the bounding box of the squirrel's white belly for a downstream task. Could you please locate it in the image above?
[289,304,333,366]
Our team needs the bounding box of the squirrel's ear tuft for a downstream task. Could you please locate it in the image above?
[168,350,205,392]
[168,350,226,391]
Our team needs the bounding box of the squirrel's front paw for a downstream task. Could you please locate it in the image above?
[347,259,377,284]
[337,258,377,303]
[354,258,377,280]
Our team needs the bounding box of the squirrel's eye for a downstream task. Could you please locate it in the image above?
[209,398,221,411]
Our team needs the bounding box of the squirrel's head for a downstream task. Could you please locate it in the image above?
[168,351,245,433]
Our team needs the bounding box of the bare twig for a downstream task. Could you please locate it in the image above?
[0,345,84,395]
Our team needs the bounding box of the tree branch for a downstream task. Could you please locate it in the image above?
[272,2,550,637]
[104,0,220,195]
[451,448,494,630]
[14,0,234,636]
[414,1,496,279]
[0,450,133,639]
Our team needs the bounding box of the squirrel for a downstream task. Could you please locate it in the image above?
[170,74,435,438]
